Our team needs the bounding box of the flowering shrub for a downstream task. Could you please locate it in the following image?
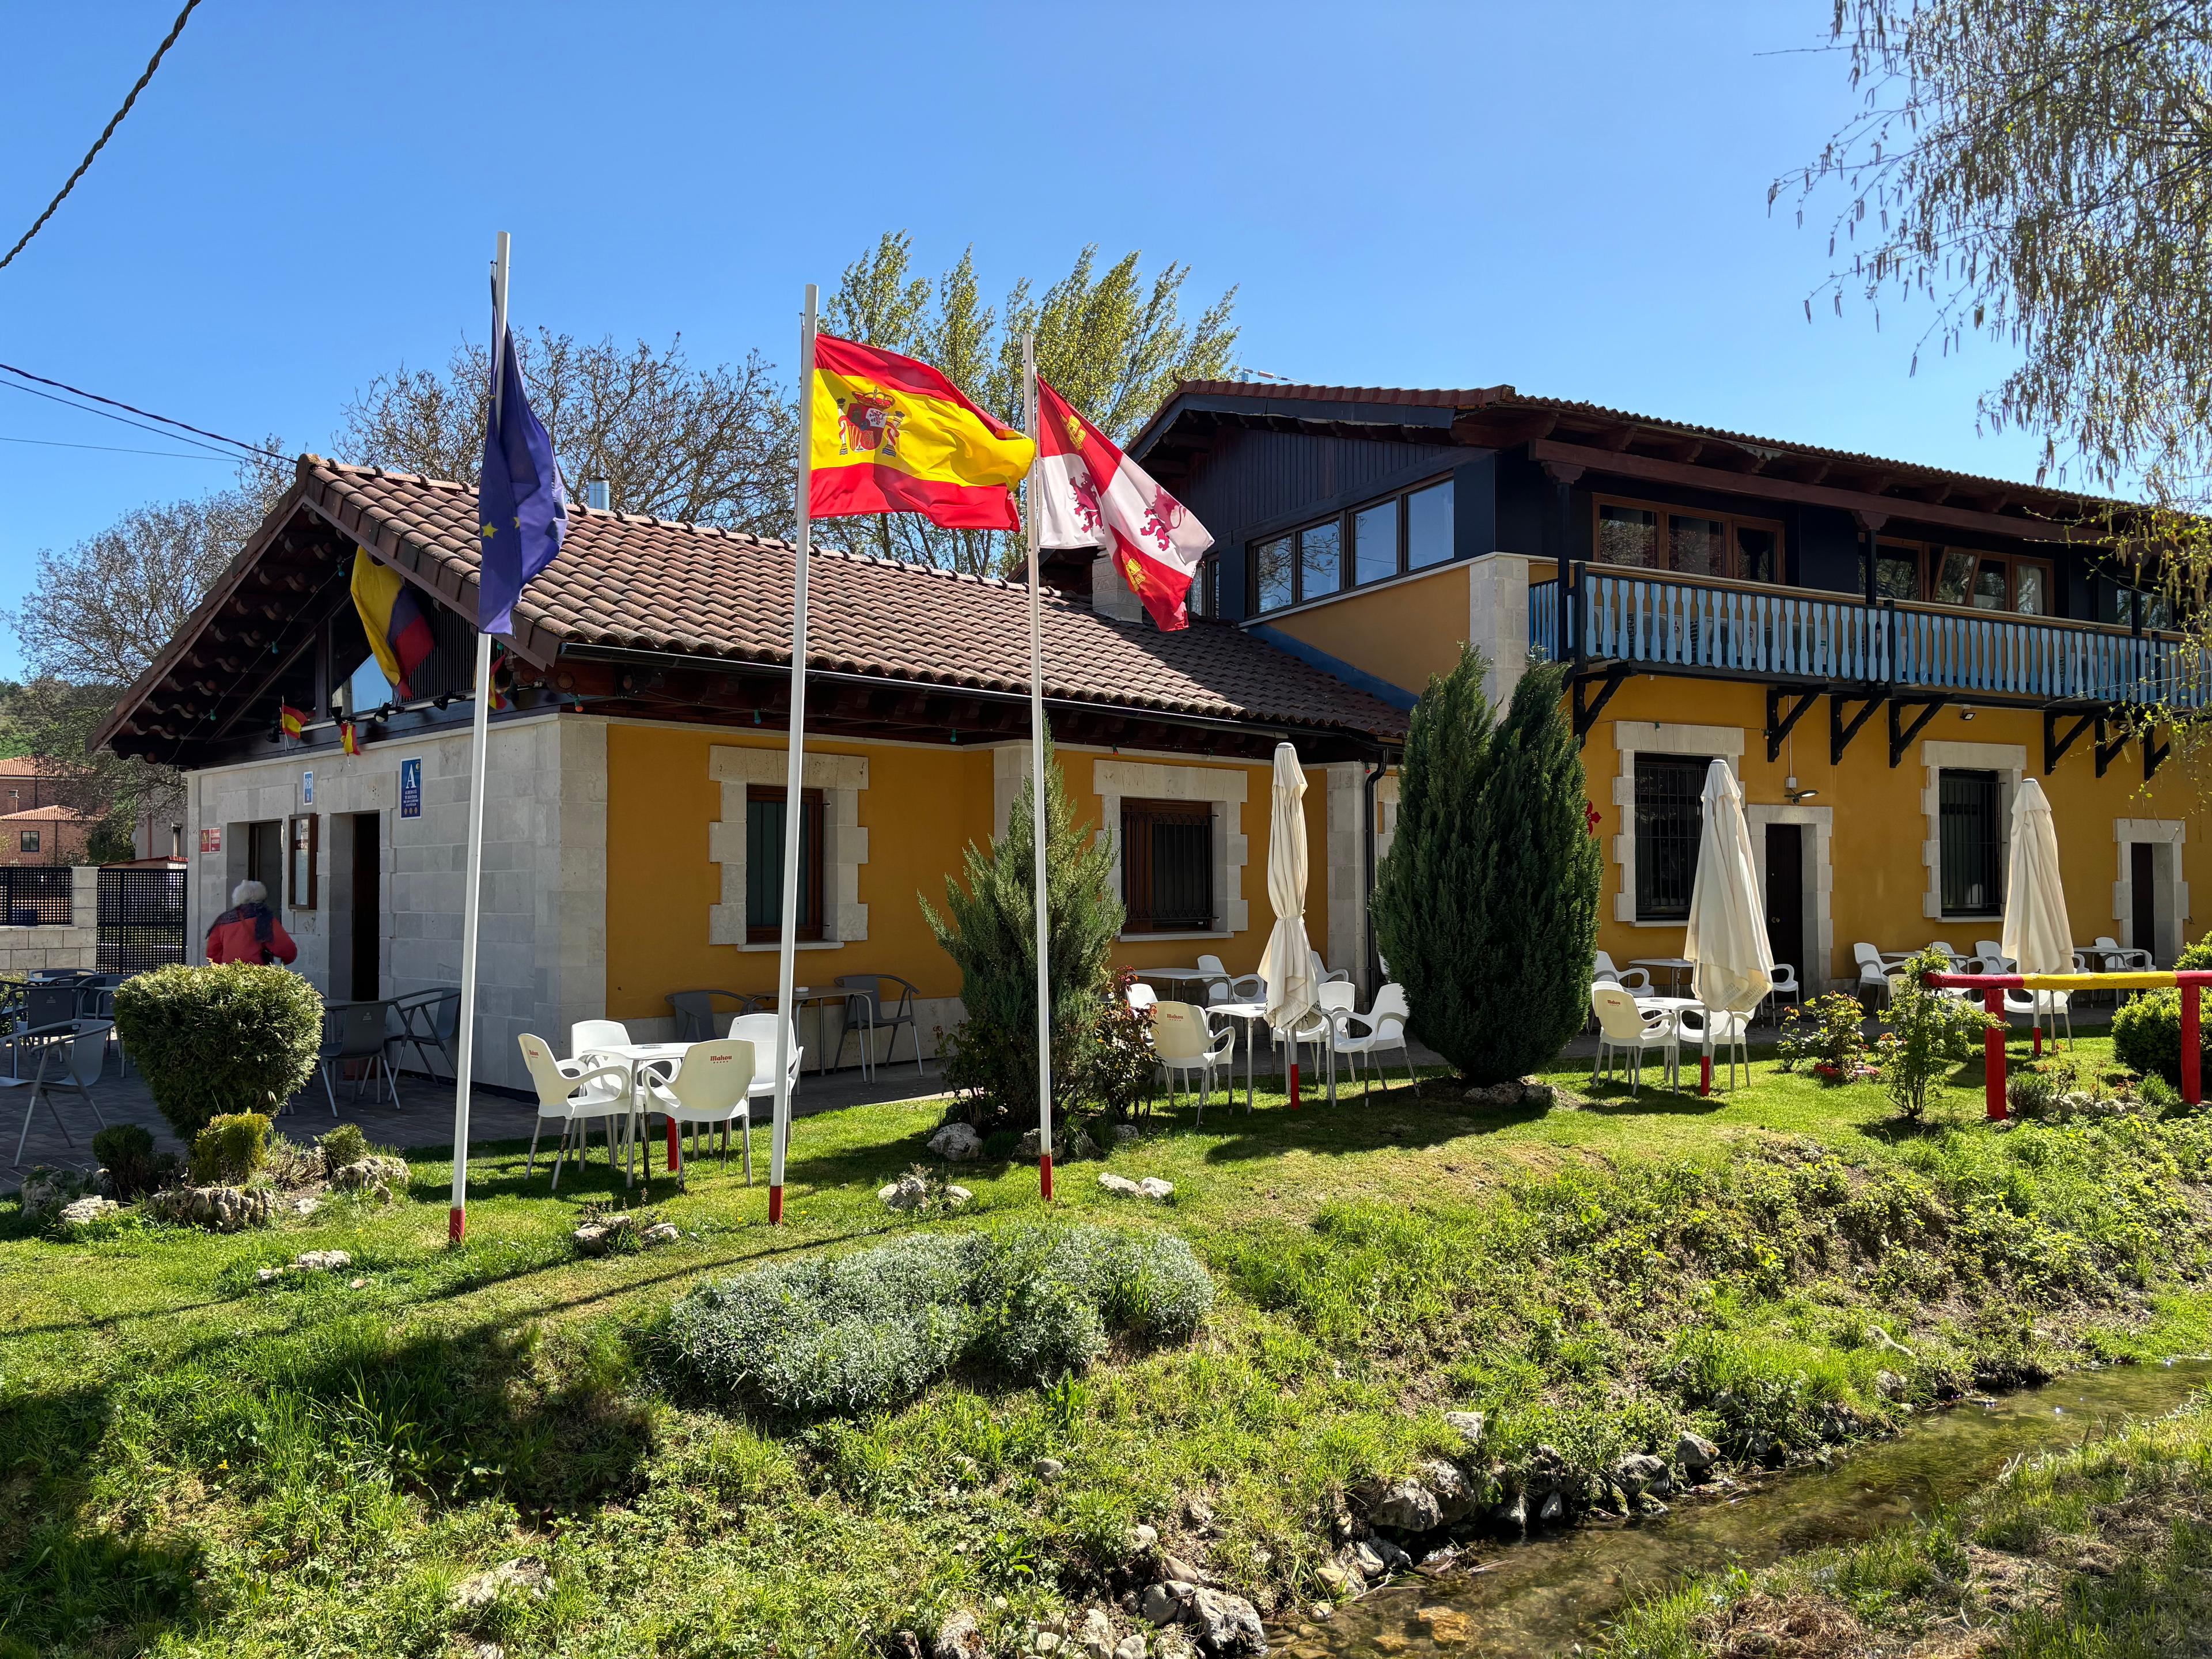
[1776,993,1871,1080]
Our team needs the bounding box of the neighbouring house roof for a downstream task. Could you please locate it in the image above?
[0,806,86,823]
[99,454,1408,755]
[1132,378,2130,529]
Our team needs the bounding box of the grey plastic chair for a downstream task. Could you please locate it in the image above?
[317,1001,397,1113]
[667,989,761,1043]
[834,975,925,1078]
[3,1020,111,1164]
[387,987,460,1078]
[5,983,81,1079]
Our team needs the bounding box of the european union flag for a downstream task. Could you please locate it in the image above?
[476,327,568,635]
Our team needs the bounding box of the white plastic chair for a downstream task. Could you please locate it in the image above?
[723,1014,804,1167]
[1592,951,1653,994]
[1853,943,1892,1007]
[2004,986,2073,1047]
[1307,949,1351,987]
[1763,963,1801,1023]
[518,1032,631,1190]
[1676,1006,1751,1092]
[641,1038,756,1184]
[1194,953,1264,1006]
[1153,1000,1236,1124]
[571,1018,630,1064]
[1326,984,1415,1100]
[2,1021,110,1165]
[1590,984,1678,1096]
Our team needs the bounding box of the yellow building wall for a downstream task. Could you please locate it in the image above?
[1263,565,1473,696]
[1583,675,2210,990]
[603,722,1328,1023]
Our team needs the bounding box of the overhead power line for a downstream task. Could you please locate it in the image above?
[0,0,206,272]
[0,431,228,460]
[0,361,289,463]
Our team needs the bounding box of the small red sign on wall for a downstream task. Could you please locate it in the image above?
[200,827,222,854]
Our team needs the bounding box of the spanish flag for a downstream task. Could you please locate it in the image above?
[809,334,1033,530]
[279,704,309,740]
[350,548,436,698]
[339,720,362,757]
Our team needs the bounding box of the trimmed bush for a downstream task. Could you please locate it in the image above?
[665,1224,1213,1418]
[1373,653,1601,1084]
[318,1122,368,1173]
[89,1123,159,1199]
[112,964,324,1141]
[2112,938,2212,1086]
[189,1112,271,1187]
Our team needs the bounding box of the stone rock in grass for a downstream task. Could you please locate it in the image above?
[1521,1080,1556,1109]
[331,1154,409,1196]
[1342,1540,1386,1581]
[641,1221,680,1245]
[1139,1581,1190,1627]
[1078,1606,1117,1659]
[1370,1476,1441,1534]
[1314,1563,1353,1596]
[889,1635,924,1659]
[1461,1081,1522,1111]
[1442,1410,1486,1452]
[1113,1124,1140,1143]
[1536,1491,1565,1527]
[879,1174,928,1211]
[1417,1458,1474,1524]
[1158,1554,1209,1587]
[1182,1588,1266,1656]
[928,1122,983,1162]
[1492,1490,1527,1533]
[1183,1497,1215,1531]
[453,1556,550,1612]
[1017,1128,1046,1162]
[1612,1452,1669,1497]
[55,1195,119,1234]
[1099,1173,1144,1198]
[934,1608,987,1659]
[1128,1523,1160,1554]
[1034,1456,1067,1482]
[945,1185,973,1207]
[1675,1429,1718,1472]
[291,1249,352,1272]
[1114,1637,1148,1659]
[18,1169,79,1223]
[145,1184,274,1232]
[1137,1177,1175,1200]
[1070,1131,1100,1160]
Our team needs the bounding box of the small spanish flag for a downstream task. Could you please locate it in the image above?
[488,645,513,712]
[340,720,362,757]
[279,704,309,740]
[809,334,1033,530]
[350,548,436,698]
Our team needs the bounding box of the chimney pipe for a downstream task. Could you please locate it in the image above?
[585,479,611,512]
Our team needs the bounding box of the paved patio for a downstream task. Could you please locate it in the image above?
[3,1049,953,1188]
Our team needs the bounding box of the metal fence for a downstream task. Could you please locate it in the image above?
[97,866,186,975]
[0,866,73,927]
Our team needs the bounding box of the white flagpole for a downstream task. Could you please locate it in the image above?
[448,228,507,1247]
[1022,334,1054,1201]
[768,282,819,1226]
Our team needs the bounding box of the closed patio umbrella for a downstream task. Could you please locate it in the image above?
[1259,742,1319,1109]
[1684,759,1774,1094]
[2001,777,2073,1054]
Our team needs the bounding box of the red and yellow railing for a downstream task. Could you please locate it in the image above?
[1922,969,2209,1119]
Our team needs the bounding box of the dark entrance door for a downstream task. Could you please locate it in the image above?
[1765,824,1805,979]
[245,820,283,891]
[2131,841,2159,964]
[349,812,380,999]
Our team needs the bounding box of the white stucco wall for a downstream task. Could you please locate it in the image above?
[185,711,607,1092]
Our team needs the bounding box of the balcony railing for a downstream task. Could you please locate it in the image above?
[1528,563,2207,708]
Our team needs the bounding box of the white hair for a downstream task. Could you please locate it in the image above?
[231,879,268,908]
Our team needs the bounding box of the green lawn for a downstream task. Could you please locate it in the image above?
[7,1036,2212,1657]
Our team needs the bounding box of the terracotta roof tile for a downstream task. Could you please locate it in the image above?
[300,456,1407,740]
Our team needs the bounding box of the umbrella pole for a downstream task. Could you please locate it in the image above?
[1289,1057,1300,1111]
[1699,1050,1712,1097]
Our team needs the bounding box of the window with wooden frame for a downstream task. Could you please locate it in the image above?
[1247,476,1456,613]
[1592,497,1784,584]
[1120,798,1214,933]
[1906,545,2055,616]
[744,785,824,942]
[287,813,319,910]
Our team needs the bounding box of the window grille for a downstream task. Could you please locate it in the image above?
[1634,755,1709,922]
[1122,799,1214,933]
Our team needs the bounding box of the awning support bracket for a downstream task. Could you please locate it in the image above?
[1888,696,1948,768]
[2043,709,2097,775]
[1765,687,1819,764]
[1571,664,1630,747]
[1830,692,1882,767]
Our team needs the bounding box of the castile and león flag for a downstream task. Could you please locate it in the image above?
[1034,375,1214,631]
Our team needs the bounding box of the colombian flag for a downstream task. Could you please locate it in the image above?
[279,704,308,739]
[809,334,1033,530]
[350,548,436,698]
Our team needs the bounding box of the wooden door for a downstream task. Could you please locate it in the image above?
[1764,824,1805,982]
[2131,842,2158,965]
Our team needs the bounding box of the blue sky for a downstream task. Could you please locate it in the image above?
[0,1,2042,678]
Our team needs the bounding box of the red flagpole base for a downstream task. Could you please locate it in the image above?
[2033,1025,2043,1058]
[1040,1152,1054,1201]
[1699,1054,1712,1097]
[448,1205,465,1244]
[666,1118,679,1172]
[1289,1060,1300,1111]
[768,1184,783,1225]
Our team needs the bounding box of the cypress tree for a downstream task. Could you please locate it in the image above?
[921,734,1121,1131]
[1373,654,1600,1085]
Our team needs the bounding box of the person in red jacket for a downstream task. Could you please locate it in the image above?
[205,879,298,965]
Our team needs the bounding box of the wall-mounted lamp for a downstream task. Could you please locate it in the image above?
[1783,774,1819,804]
[1960,706,1977,722]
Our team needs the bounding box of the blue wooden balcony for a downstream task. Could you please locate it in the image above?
[1529,563,2205,711]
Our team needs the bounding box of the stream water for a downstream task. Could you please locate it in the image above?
[1271,1359,2212,1657]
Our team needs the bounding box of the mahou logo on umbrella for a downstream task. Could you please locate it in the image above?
[1033,377,1214,630]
